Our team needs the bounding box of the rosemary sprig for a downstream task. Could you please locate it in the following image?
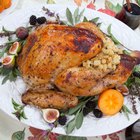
[121,105,131,120]
[12,98,27,120]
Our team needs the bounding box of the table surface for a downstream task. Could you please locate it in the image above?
[0,0,140,140]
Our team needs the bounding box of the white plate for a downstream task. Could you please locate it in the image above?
[0,0,19,20]
[0,4,140,137]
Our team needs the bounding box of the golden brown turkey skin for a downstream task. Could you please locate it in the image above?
[55,54,137,96]
[17,24,103,90]
[22,90,78,109]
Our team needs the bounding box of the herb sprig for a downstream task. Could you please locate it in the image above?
[0,67,20,84]
[121,105,131,120]
[12,98,27,120]
[65,7,100,26]
[65,97,95,134]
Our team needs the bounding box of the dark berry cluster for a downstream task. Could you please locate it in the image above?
[82,100,103,118]
[29,15,47,25]
[58,115,67,125]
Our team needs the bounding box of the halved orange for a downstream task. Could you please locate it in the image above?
[98,89,124,115]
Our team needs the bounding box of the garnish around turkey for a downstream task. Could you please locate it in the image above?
[0,7,140,134]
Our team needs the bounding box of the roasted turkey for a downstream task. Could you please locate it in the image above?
[18,22,138,109]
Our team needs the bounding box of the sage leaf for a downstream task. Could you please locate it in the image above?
[67,102,84,115]
[75,110,84,129]
[2,75,9,84]
[21,111,27,119]
[66,118,75,134]
[90,17,99,23]
[74,7,79,24]
[83,16,88,22]
[0,47,7,58]
[77,9,85,22]
[66,8,74,25]
[12,99,20,108]
[14,68,21,76]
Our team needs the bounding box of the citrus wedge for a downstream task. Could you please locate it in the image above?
[98,89,124,115]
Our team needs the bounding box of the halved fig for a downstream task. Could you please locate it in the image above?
[42,108,60,123]
[9,42,21,55]
[2,55,15,68]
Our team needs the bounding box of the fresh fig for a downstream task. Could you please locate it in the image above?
[42,108,60,123]
[2,55,15,68]
[16,27,28,40]
[8,42,21,55]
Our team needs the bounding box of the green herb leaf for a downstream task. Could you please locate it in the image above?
[77,9,85,22]
[66,118,75,134]
[11,128,25,140]
[67,102,84,115]
[0,47,7,58]
[2,75,9,84]
[75,110,84,129]
[123,105,131,114]
[121,105,131,120]
[111,34,121,44]
[83,16,88,22]
[21,111,27,119]
[107,24,112,35]
[66,8,74,26]
[12,99,27,120]
[74,7,79,24]
[123,50,131,55]
[12,99,20,107]
[2,26,13,33]
[90,17,99,23]
[107,24,121,45]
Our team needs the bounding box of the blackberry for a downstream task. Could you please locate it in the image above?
[58,115,67,125]
[85,101,96,109]
[93,109,103,118]
[29,15,37,25]
[83,107,91,116]
[37,17,46,24]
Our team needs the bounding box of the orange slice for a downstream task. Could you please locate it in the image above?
[98,89,124,115]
